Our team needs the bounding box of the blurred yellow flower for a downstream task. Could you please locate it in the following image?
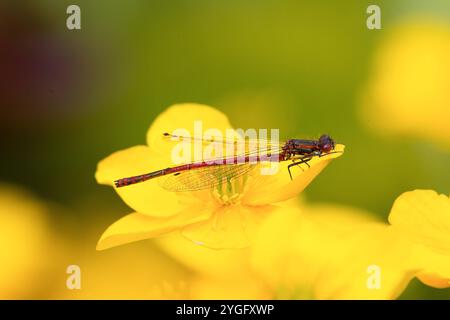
[360,20,450,147]
[157,235,269,299]
[252,190,450,299]
[95,103,344,250]
[57,241,190,300]
[0,184,51,299]
[252,205,412,299]
[0,197,190,300]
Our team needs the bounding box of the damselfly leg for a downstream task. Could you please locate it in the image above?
[287,155,312,180]
[286,149,343,180]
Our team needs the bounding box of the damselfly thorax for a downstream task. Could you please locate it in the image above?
[114,133,339,192]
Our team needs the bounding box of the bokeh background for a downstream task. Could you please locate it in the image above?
[1,0,449,299]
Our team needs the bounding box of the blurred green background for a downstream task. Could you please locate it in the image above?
[1,0,449,299]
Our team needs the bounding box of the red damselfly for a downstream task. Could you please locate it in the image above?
[114,133,338,192]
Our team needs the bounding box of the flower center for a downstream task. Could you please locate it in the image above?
[211,174,248,205]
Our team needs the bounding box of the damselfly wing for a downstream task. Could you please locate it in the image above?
[159,163,257,192]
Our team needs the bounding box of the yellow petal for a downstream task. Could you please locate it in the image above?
[312,225,413,300]
[95,145,169,186]
[181,204,276,249]
[146,103,233,157]
[251,207,304,293]
[189,275,270,300]
[252,205,413,300]
[388,190,450,251]
[96,210,210,250]
[242,144,344,205]
[417,273,450,288]
[411,244,450,288]
[157,236,264,299]
[96,145,190,217]
[305,203,380,227]
[157,235,251,278]
[388,190,450,287]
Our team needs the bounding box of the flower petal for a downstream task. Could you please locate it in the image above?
[312,225,413,300]
[242,144,344,206]
[411,244,450,288]
[417,273,450,288]
[96,145,190,217]
[95,145,170,186]
[96,210,210,250]
[181,204,276,249]
[252,205,413,299]
[388,189,450,287]
[388,189,450,251]
[146,103,233,157]
[189,276,269,300]
[157,235,251,278]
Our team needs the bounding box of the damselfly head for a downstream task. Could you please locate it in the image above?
[318,134,334,153]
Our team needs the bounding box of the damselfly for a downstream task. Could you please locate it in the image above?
[114,133,339,192]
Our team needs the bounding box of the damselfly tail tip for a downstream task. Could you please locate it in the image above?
[114,179,122,188]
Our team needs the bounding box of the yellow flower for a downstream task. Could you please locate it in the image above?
[252,190,450,299]
[0,184,51,299]
[95,103,344,250]
[360,20,450,147]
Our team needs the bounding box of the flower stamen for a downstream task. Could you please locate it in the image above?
[211,175,249,205]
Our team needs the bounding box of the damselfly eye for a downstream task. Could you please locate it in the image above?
[318,134,334,153]
[321,143,332,152]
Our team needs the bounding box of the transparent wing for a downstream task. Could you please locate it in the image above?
[163,132,285,164]
[159,163,257,192]
[162,133,284,149]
